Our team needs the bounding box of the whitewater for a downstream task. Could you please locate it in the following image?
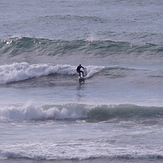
[0,0,163,163]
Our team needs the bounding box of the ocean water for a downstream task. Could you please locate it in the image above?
[0,0,163,163]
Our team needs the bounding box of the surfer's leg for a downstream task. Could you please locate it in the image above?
[79,71,83,77]
[81,71,84,77]
[79,70,84,77]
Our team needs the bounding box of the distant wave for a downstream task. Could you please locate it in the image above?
[0,103,163,122]
[37,14,106,23]
[0,37,163,59]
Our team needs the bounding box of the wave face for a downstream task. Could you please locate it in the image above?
[0,103,163,122]
[0,37,163,65]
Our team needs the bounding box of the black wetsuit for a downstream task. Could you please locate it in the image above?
[76,65,84,77]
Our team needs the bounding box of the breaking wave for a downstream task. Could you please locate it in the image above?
[0,103,163,122]
[0,62,106,84]
[0,62,138,85]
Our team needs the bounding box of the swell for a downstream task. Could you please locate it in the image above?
[0,37,163,59]
[0,103,163,122]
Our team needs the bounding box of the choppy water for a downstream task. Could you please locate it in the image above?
[0,0,163,162]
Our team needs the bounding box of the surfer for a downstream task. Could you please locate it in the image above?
[76,64,85,78]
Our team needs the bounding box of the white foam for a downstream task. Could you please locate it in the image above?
[0,62,76,84]
[0,141,163,160]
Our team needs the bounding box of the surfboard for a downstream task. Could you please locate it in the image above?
[79,76,85,80]
[78,73,86,82]
[79,76,85,84]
